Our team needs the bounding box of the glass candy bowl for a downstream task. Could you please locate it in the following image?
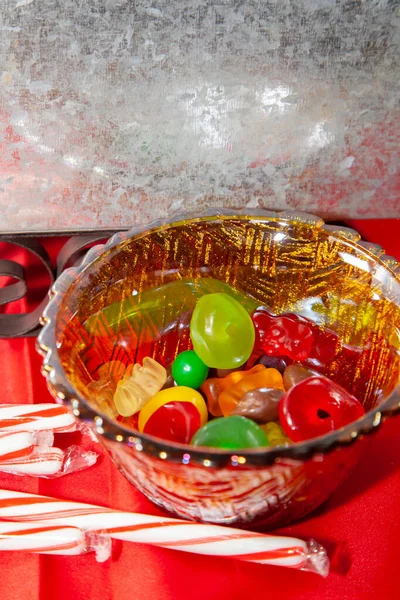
[38,211,400,528]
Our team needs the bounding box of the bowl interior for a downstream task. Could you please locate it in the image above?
[55,214,400,435]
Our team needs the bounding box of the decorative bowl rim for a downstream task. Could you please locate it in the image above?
[37,208,400,468]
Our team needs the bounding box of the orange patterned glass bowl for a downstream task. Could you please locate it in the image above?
[38,210,400,528]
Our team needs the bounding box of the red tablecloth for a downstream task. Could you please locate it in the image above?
[0,220,400,600]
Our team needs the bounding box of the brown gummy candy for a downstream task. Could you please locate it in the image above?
[256,355,287,374]
[231,387,284,423]
[283,364,320,391]
[200,378,224,417]
[161,371,175,390]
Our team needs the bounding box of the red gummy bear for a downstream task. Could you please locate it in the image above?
[279,376,365,442]
[304,325,341,368]
[252,307,341,365]
[252,308,314,361]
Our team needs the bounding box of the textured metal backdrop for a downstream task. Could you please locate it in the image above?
[0,0,399,232]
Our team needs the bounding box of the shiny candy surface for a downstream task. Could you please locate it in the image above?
[231,388,284,423]
[172,350,209,389]
[191,415,269,450]
[255,355,288,373]
[190,293,255,369]
[218,365,284,417]
[200,370,249,417]
[261,422,291,447]
[200,378,224,417]
[279,376,365,442]
[161,373,175,390]
[283,364,320,391]
[306,325,340,366]
[252,308,314,361]
[113,358,167,417]
[138,387,208,444]
[252,308,342,367]
[140,401,202,444]
[216,367,244,378]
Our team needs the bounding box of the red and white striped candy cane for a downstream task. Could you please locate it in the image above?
[0,521,88,555]
[0,520,110,560]
[0,489,328,575]
[0,404,76,433]
[0,431,54,463]
[0,448,64,476]
[0,431,35,462]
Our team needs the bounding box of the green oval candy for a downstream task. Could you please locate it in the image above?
[191,415,269,450]
[190,293,255,369]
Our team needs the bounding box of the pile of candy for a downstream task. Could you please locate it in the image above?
[90,286,366,450]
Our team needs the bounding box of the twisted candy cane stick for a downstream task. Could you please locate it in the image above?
[0,489,328,575]
[0,521,110,560]
[0,431,54,462]
[0,431,61,475]
[0,448,64,476]
[0,431,35,461]
[0,404,76,433]
[0,521,89,555]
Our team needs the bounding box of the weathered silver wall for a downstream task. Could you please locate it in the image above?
[0,0,399,232]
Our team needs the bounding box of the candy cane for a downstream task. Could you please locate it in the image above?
[0,404,76,433]
[0,520,110,560]
[0,489,328,575]
[0,431,35,461]
[0,448,64,476]
[0,520,88,555]
[0,431,54,462]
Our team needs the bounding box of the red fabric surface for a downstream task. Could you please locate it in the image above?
[0,222,400,600]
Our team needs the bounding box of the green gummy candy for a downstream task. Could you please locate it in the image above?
[190,293,255,369]
[191,415,269,450]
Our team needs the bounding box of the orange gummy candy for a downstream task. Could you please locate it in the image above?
[200,367,263,416]
[201,365,266,417]
[218,365,284,416]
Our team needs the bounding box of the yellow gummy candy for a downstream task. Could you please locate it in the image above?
[113,357,167,417]
[261,421,292,447]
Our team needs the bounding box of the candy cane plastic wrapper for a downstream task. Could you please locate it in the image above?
[0,489,329,575]
[0,520,111,561]
[0,405,99,477]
